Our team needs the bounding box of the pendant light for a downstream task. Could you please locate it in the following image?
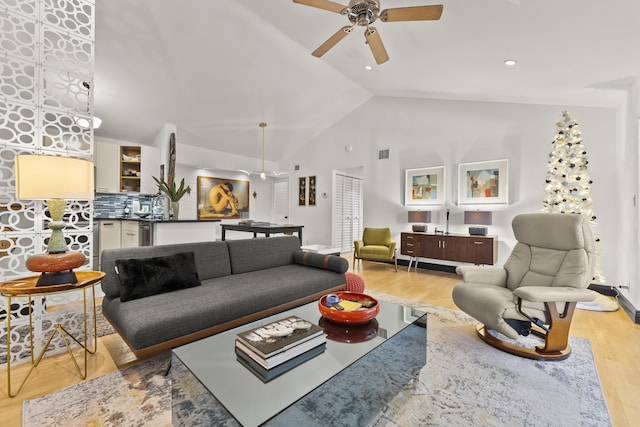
[259,122,267,180]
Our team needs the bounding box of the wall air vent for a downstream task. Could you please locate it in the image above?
[378,148,390,160]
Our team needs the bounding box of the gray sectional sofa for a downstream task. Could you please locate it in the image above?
[100,235,348,358]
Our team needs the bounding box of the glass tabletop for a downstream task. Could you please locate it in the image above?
[172,298,425,427]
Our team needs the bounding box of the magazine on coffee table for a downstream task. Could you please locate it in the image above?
[236,342,326,382]
[236,334,326,369]
[236,315,324,359]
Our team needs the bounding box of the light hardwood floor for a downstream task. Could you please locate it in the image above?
[1,256,639,426]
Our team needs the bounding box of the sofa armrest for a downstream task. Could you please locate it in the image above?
[513,286,596,303]
[354,240,364,253]
[455,266,507,287]
[388,241,397,258]
[293,250,349,274]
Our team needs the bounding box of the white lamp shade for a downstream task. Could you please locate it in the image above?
[15,154,95,200]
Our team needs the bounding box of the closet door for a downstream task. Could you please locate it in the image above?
[334,174,346,251]
[333,173,363,253]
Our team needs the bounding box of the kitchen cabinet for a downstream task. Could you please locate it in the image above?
[95,141,160,194]
[95,141,119,192]
[120,146,141,192]
[98,220,121,268]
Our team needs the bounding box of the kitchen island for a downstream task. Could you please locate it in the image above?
[95,218,221,254]
[150,219,220,245]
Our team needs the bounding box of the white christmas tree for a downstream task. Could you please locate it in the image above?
[542,111,604,283]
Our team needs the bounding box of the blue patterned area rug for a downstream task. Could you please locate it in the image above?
[22,292,611,426]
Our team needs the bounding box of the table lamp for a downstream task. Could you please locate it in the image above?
[464,210,492,236]
[408,210,431,232]
[15,154,95,286]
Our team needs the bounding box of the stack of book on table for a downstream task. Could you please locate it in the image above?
[235,315,326,382]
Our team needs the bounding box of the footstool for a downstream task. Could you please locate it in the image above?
[345,272,365,293]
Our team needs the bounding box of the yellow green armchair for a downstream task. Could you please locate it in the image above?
[354,227,397,272]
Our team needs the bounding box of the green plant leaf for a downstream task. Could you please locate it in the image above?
[153,176,191,202]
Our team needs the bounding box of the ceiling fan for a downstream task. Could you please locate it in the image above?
[293,0,443,65]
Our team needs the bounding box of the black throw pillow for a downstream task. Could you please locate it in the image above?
[115,251,201,302]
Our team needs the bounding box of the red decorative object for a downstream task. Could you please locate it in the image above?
[318,292,379,325]
[344,272,365,293]
[318,317,379,343]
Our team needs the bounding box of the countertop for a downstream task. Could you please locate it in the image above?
[95,218,221,223]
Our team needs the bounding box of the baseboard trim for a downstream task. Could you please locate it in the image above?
[588,284,639,324]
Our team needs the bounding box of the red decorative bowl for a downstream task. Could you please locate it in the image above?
[318,291,379,325]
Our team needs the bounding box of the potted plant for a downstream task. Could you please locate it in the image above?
[153,176,191,220]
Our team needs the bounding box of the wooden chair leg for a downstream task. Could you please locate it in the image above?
[536,301,576,354]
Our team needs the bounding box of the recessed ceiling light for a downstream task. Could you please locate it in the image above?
[504,59,517,67]
[364,65,372,70]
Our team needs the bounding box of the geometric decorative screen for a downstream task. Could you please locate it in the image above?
[0,0,95,366]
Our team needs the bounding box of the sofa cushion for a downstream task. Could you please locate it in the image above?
[226,235,300,274]
[292,250,348,274]
[101,241,231,298]
[115,252,201,302]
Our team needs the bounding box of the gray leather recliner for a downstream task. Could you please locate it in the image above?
[452,213,596,360]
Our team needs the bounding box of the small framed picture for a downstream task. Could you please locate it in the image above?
[298,177,306,206]
[308,176,316,206]
[457,159,509,205]
[404,166,445,206]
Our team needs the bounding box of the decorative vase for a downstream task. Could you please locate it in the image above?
[170,201,180,220]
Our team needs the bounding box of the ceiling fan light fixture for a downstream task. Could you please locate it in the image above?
[296,1,443,64]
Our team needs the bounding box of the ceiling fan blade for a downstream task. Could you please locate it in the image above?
[312,26,353,57]
[380,5,443,22]
[293,0,347,14]
[364,27,389,65]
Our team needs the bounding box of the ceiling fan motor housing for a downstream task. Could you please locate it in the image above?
[347,0,380,26]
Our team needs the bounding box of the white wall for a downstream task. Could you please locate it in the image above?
[280,96,635,307]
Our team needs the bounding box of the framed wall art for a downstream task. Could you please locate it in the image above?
[298,177,306,206]
[308,175,316,206]
[457,159,509,205]
[197,176,250,219]
[404,166,445,206]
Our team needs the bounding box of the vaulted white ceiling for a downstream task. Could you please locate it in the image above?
[94,0,640,162]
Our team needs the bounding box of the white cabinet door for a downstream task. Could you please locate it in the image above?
[140,145,161,194]
[98,220,122,268]
[121,221,139,248]
[95,141,119,192]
